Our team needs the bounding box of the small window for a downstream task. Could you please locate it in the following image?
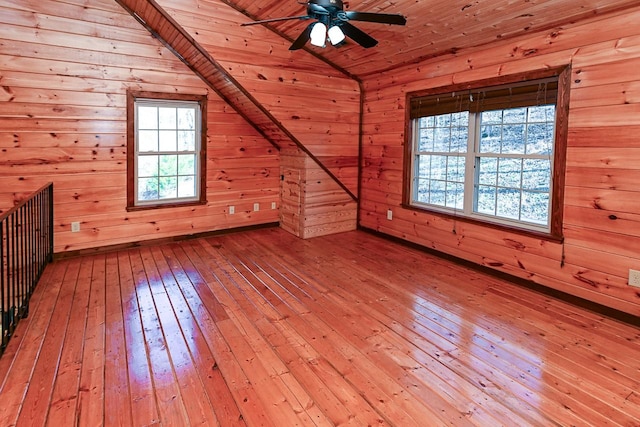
[127,91,207,210]
[405,68,569,238]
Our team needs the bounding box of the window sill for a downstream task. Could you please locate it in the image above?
[126,199,207,212]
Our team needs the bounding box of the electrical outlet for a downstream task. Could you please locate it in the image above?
[271,202,277,210]
[253,203,260,212]
[229,206,235,215]
[387,209,393,220]
[71,221,80,232]
[629,269,640,288]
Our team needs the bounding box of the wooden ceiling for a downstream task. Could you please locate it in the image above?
[222,0,639,78]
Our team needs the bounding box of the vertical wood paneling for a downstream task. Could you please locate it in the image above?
[0,0,280,252]
[360,7,640,315]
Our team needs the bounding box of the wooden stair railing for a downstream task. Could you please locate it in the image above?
[1,183,54,356]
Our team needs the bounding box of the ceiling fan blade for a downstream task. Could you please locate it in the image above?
[289,22,315,50]
[340,22,378,48]
[241,15,310,26]
[344,11,407,26]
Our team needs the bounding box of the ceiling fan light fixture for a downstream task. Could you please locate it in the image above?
[242,0,407,50]
[327,25,345,45]
[309,22,327,47]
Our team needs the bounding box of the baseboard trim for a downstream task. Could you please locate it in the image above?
[359,226,640,328]
[54,222,280,260]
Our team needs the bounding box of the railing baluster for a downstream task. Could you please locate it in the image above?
[48,185,54,263]
[19,204,25,318]
[0,183,54,356]
[37,192,42,274]
[1,220,5,349]
[10,213,16,332]
[29,200,38,297]
[26,200,33,315]
[37,192,42,276]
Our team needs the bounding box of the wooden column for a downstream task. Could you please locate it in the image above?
[280,149,357,239]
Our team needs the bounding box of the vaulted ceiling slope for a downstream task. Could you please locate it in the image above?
[224,0,640,78]
[115,0,360,200]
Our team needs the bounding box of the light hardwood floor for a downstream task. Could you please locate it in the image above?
[0,227,639,426]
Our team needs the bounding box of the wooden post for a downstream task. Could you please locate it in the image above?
[280,148,357,239]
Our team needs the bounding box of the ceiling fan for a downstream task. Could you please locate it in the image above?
[241,0,407,50]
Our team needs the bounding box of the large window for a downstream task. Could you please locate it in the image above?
[405,68,569,238]
[127,91,207,210]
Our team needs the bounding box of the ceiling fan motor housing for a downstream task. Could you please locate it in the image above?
[309,0,344,13]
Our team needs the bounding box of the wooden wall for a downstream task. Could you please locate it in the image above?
[156,0,362,198]
[5,0,637,317]
[360,7,640,315]
[0,0,280,252]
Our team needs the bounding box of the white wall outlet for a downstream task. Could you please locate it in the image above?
[229,206,235,215]
[387,209,393,220]
[71,221,80,232]
[271,202,277,210]
[253,203,260,211]
[629,269,640,288]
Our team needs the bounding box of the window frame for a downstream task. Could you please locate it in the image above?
[126,91,208,211]
[403,66,570,241]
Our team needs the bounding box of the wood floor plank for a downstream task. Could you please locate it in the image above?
[117,250,160,426]
[263,316,379,426]
[77,255,107,426]
[129,248,189,425]
[146,245,220,426]
[0,261,67,427]
[45,257,87,426]
[103,252,133,427]
[160,243,246,427]
[230,232,636,426]
[356,251,640,424]
[222,232,513,426]
[212,258,356,422]
[191,239,323,426]
[15,257,80,426]
[311,259,582,425]
[308,232,638,425]
[306,232,628,426]
[0,255,58,381]
[171,241,272,427]
[1,228,639,426]
[204,236,451,426]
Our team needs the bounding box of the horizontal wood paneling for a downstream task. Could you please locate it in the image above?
[360,8,640,315]
[154,0,361,198]
[280,148,357,239]
[0,0,279,252]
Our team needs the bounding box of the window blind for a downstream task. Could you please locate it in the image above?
[409,77,558,119]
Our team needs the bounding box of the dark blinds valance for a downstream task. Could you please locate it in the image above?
[409,77,558,119]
